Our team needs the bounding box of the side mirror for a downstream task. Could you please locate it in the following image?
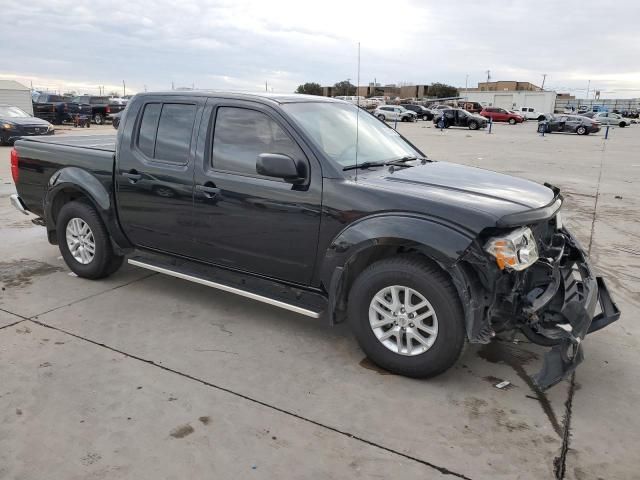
[256,153,307,184]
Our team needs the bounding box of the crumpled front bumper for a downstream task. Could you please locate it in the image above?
[525,232,620,390]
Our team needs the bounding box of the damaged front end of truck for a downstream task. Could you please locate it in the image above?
[451,185,620,390]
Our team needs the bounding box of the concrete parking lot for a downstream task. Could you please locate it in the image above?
[1,121,638,479]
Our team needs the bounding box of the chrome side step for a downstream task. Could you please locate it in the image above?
[128,258,323,318]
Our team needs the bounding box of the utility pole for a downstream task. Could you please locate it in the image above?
[586,79,590,100]
[486,70,491,83]
[265,81,268,92]
[465,74,469,97]
[123,80,126,97]
[171,81,175,90]
[541,74,547,90]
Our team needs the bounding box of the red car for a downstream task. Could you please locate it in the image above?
[480,107,524,124]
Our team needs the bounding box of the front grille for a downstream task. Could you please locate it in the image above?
[23,126,49,134]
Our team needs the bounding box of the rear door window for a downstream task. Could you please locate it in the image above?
[137,103,196,163]
[154,104,197,163]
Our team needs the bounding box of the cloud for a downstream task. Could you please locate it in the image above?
[2,0,639,97]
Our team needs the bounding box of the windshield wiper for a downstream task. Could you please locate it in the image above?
[342,161,386,171]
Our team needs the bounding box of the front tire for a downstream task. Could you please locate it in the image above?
[93,113,104,125]
[576,126,587,135]
[508,118,517,125]
[468,120,479,130]
[619,122,626,128]
[56,200,123,279]
[348,256,465,378]
[377,114,386,121]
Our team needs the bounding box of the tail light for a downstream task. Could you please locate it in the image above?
[106,105,111,113]
[10,148,19,184]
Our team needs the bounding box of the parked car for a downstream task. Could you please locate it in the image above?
[538,114,601,135]
[32,93,92,124]
[0,104,54,145]
[589,112,629,127]
[400,104,433,120]
[457,101,483,114]
[516,107,546,121]
[480,107,524,124]
[9,91,620,390]
[373,105,417,122]
[433,108,487,130]
[71,96,126,125]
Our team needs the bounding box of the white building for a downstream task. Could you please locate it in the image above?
[460,90,557,114]
[0,80,33,115]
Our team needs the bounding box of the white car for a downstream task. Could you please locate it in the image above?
[373,106,417,122]
[590,112,629,127]
[516,107,546,121]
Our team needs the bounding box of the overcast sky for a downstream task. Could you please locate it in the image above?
[3,0,640,98]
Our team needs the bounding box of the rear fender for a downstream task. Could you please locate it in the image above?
[44,166,132,252]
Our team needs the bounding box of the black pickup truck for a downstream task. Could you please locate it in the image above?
[9,92,620,389]
[32,93,92,124]
[71,96,125,125]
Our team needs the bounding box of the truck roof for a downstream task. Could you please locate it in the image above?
[133,91,340,105]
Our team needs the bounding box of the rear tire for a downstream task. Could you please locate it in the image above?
[538,124,547,133]
[93,113,104,125]
[619,122,626,128]
[377,114,386,121]
[576,126,587,135]
[348,256,466,378]
[56,200,123,279]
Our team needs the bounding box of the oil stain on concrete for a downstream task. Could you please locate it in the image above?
[0,259,63,289]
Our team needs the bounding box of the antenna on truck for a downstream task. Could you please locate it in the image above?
[355,41,361,182]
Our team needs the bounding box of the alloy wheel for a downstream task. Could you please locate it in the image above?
[368,285,438,356]
[66,217,96,264]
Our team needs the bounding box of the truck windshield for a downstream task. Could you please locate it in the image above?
[283,102,420,168]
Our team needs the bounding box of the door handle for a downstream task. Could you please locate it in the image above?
[123,170,142,183]
[196,184,221,199]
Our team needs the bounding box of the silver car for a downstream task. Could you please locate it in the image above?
[373,106,417,122]
[589,112,629,127]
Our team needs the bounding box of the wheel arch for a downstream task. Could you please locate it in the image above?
[44,167,132,252]
[321,214,477,325]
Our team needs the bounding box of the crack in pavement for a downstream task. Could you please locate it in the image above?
[27,318,472,480]
[555,139,607,479]
[554,373,576,479]
[27,272,157,320]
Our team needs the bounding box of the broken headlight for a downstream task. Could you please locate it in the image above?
[485,227,539,271]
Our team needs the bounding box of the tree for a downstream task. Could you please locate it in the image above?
[295,82,323,96]
[333,79,356,96]
[428,82,459,98]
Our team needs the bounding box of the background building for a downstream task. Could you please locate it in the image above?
[469,81,542,92]
[0,80,33,115]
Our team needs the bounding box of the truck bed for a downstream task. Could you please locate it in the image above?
[14,133,118,218]
[21,133,117,152]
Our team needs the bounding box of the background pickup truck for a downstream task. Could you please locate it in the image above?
[70,95,126,125]
[9,91,620,389]
[32,93,92,124]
